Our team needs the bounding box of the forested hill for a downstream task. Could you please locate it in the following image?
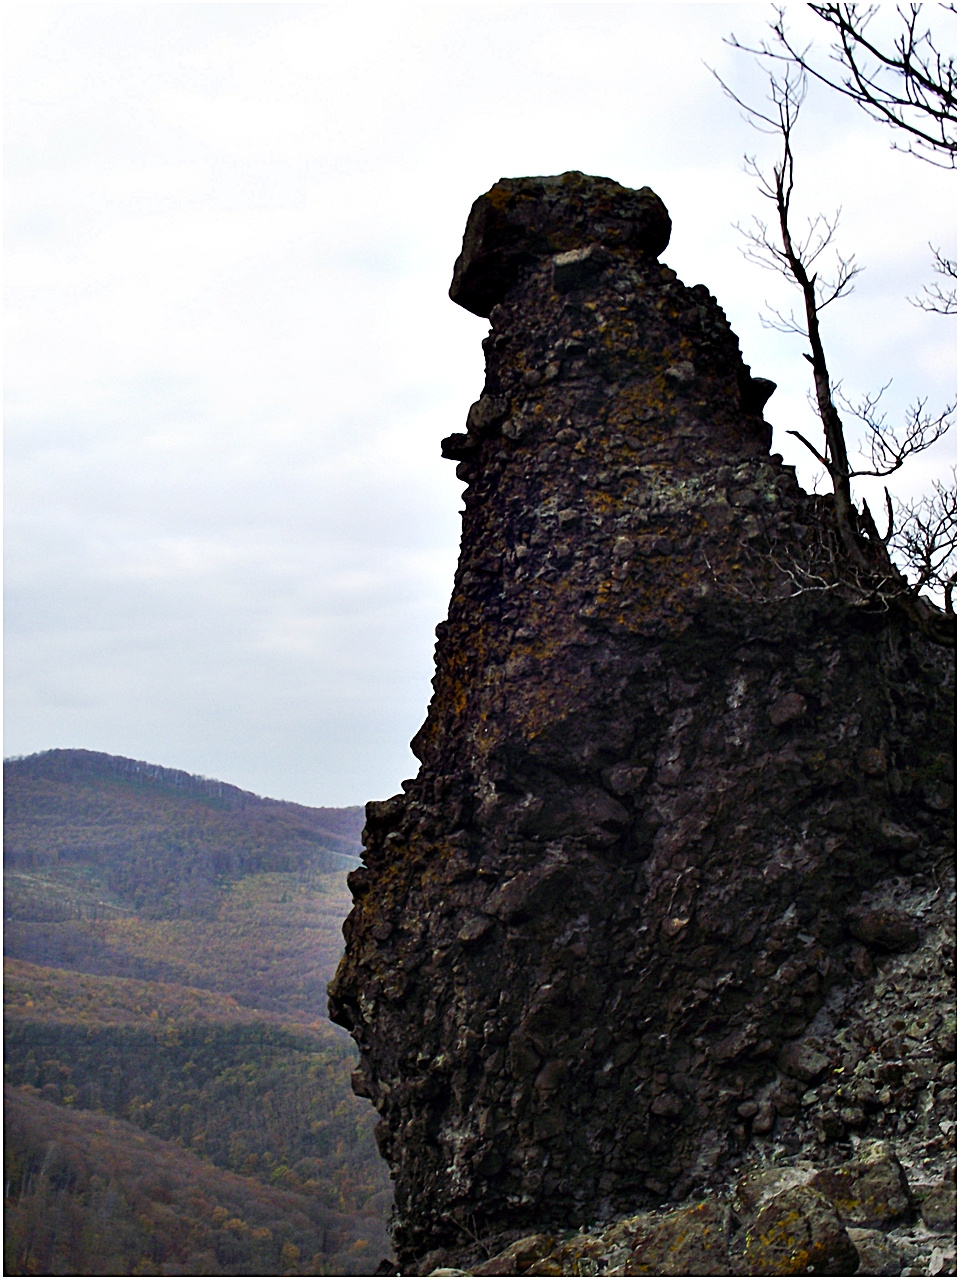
[5,748,363,842]
[4,749,364,922]
[3,750,392,1275]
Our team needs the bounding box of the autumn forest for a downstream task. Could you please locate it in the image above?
[3,749,392,1276]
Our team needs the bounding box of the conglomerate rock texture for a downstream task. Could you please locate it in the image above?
[327,172,955,1270]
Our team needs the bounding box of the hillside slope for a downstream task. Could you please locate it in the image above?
[5,1085,390,1276]
[5,748,363,920]
[3,749,391,1275]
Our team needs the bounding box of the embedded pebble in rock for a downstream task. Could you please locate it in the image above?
[847,906,921,952]
[916,1182,958,1231]
[927,1245,959,1277]
[327,172,956,1273]
[778,1037,831,1084]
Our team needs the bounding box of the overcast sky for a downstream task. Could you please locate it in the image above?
[5,2,955,806]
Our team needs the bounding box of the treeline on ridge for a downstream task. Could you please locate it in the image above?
[4,750,363,920]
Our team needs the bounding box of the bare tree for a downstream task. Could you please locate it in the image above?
[713,63,956,638]
[891,473,958,609]
[728,6,957,371]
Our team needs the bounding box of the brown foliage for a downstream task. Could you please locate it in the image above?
[4,1086,389,1275]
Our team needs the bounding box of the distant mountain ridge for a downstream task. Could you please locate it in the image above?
[5,748,363,848]
[4,748,365,926]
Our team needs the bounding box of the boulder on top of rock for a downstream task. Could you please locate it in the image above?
[449,171,671,316]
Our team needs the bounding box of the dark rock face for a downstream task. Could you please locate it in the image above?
[327,172,955,1267]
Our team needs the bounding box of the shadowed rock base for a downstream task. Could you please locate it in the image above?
[328,172,955,1272]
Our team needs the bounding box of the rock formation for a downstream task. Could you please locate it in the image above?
[327,172,955,1272]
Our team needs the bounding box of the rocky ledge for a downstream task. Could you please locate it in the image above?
[428,1145,955,1277]
[427,1144,956,1276]
[328,172,955,1274]
[418,861,956,1276]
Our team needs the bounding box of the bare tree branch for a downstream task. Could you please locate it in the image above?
[726,3,957,166]
[787,428,831,469]
[910,243,958,313]
[720,67,873,569]
[838,386,956,476]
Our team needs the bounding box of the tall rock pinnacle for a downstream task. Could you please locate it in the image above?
[328,172,954,1269]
